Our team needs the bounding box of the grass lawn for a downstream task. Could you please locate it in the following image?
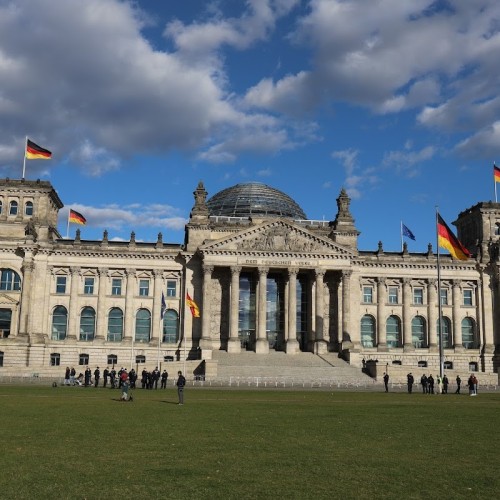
[0,385,499,499]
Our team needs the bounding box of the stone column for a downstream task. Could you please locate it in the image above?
[377,277,387,351]
[480,272,494,355]
[341,270,354,350]
[314,270,328,354]
[19,259,35,337]
[452,279,462,351]
[403,278,414,350]
[286,268,299,354]
[256,267,269,354]
[427,279,438,351]
[95,268,108,342]
[200,264,213,349]
[123,269,136,343]
[151,269,163,345]
[67,266,81,340]
[228,266,241,353]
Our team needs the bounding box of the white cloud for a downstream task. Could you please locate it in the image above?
[383,145,436,177]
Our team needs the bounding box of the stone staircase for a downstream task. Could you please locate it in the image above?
[205,351,380,389]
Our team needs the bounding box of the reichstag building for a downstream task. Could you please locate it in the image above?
[0,177,498,380]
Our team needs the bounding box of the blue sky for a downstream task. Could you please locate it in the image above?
[1,0,499,251]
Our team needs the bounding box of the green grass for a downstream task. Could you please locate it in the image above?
[0,385,499,499]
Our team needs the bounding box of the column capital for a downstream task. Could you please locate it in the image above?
[126,268,136,277]
[288,267,299,278]
[21,261,35,273]
[315,269,326,279]
[70,266,81,276]
[452,279,461,288]
[341,269,352,279]
[203,264,214,275]
[402,277,411,286]
[153,269,164,278]
[258,266,269,276]
[98,267,109,277]
[377,276,386,286]
[230,265,242,276]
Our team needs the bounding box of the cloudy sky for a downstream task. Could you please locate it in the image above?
[1,0,499,250]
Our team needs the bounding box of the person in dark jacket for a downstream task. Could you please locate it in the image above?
[176,371,186,404]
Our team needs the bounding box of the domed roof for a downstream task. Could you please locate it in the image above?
[207,182,307,219]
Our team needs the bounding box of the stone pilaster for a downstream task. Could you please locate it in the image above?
[403,278,414,351]
[228,266,241,353]
[427,279,438,351]
[151,269,164,346]
[200,264,213,349]
[256,267,269,354]
[123,269,136,343]
[452,280,463,351]
[314,269,328,354]
[95,268,108,341]
[341,270,354,350]
[286,268,299,354]
[377,277,387,350]
[67,266,81,340]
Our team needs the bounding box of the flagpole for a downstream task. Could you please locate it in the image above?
[435,207,444,379]
[495,162,498,203]
[400,221,403,252]
[157,301,162,369]
[183,291,187,376]
[22,136,27,179]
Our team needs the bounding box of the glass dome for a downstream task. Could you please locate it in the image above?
[207,182,307,219]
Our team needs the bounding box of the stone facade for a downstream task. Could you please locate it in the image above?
[0,178,499,379]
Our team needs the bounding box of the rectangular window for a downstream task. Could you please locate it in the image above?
[413,288,423,305]
[84,277,94,295]
[166,280,177,297]
[111,278,122,296]
[78,353,89,366]
[56,276,67,294]
[440,289,448,305]
[463,289,473,306]
[107,354,118,366]
[139,279,150,296]
[363,286,373,303]
[50,353,60,366]
[388,287,399,304]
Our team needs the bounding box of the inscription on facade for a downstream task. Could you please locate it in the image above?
[241,259,313,267]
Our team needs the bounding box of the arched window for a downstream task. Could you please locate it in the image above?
[107,308,123,342]
[80,307,96,341]
[462,317,477,349]
[437,317,451,348]
[0,200,3,215]
[163,309,179,343]
[25,201,34,216]
[0,269,21,291]
[360,315,376,347]
[135,308,151,343]
[386,315,401,348]
[411,316,426,348]
[9,200,18,215]
[51,306,68,340]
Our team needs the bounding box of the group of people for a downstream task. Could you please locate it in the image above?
[382,371,480,396]
[63,365,186,403]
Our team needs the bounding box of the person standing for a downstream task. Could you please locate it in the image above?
[436,375,442,394]
[84,366,92,387]
[70,367,76,386]
[94,367,100,388]
[103,367,109,388]
[64,367,71,386]
[455,375,461,394]
[407,373,414,394]
[383,372,389,393]
[420,374,428,394]
[472,374,478,395]
[176,371,186,404]
[152,367,160,390]
[161,370,169,389]
[442,374,449,394]
[428,374,435,394]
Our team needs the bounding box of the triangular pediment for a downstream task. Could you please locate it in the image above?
[0,292,20,306]
[200,220,355,257]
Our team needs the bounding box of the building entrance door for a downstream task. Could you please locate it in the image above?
[0,308,12,338]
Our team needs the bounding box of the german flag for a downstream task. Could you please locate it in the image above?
[437,214,470,261]
[494,164,500,183]
[25,139,52,160]
[186,292,200,317]
[69,209,86,225]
